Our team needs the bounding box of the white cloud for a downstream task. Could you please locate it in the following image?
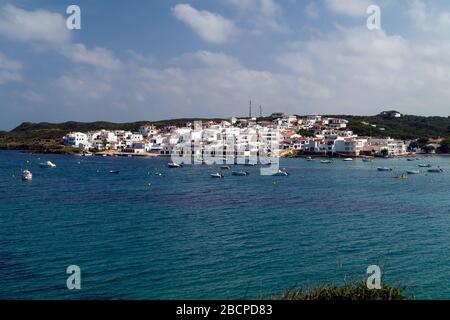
[406,0,450,31]
[0,5,120,70]
[0,4,70,45]
[224,0,288,34]
[325,0,372,17]
[274,25,450,115]
[60,44,121,70]
[306,2,320,19]
[0,52,22,84]
[172,4,238,44]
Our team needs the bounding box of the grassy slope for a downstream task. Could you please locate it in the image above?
[1,114,450,150]
[279,282,408,300]
[338,114,450,140]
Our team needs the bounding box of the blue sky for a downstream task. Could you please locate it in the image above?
[1,0,450,130]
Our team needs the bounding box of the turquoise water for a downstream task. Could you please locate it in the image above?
[0,150,450,299]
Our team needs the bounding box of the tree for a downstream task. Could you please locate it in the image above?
[417,137,429,147]
[422,145,436,154]
[438,138,450,153]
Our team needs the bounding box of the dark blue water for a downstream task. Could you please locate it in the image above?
[1,150,450,299]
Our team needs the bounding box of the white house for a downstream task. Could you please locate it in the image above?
[62,132,88,147]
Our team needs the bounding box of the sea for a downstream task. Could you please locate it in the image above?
[0,150,449,299]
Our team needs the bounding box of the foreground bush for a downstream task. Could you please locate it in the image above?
[279,282,407,300]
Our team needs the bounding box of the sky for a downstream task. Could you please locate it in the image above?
[1,0,450,130]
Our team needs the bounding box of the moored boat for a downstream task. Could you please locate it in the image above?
[428,168,444,173]
[168,162,183,168]
[220,165,231,170]
[22,170,32,181]
[232,170,250,176]
[39,161,56,168]
[274,169,289,176]
[377,167,393,172]
[406,170,420,175]
[418,164,432,168]
[320,160,332,164]
[343,158,353,162]
[210,172,224,178]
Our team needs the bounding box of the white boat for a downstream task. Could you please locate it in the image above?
[220,165,231,170]
[418,164,432,168]
[306,156,314,161]
[320,160,332,164]
[232,170,250,176]
[39,161,56,168]
[343,158,353,162]
[377,167,393,172]
[407,170,420,175]
[210,173,224,178]
[22,170,32,181]
[168,162,183,168]
[274,169,289,176]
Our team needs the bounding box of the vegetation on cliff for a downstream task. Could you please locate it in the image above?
[278,282,408,300]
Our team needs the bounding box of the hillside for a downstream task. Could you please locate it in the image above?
[1,114,450,153]
[339,114,450,140]
[0,118,225,153]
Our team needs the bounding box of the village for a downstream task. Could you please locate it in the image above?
[61,111,419,159]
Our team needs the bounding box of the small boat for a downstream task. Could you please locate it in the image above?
[377,167,393,172]
[210,173,224,178]
[40,161,56,168]
[168,162,183,168]
[22,170,32,181]
[394,175,408,180]
[343,158,353,162]
[406,170,420,175]
[406,158,415,162]
[362,158,373,163]
[109,170,119,174]
[220,165,231,170]
[232,170,250,176]
[418,164,432,168]
[428,168,444,173]
[306,156,313,161]
[320,160,332,164]
[245,163,257,167]
[274,169,289,176]
[154,172,163,176]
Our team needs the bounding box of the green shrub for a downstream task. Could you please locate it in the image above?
[278,282,407,300]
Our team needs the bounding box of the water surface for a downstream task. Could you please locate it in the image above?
[1,151,449,299]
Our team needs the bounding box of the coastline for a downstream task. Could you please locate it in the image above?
[2,147,448,159]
